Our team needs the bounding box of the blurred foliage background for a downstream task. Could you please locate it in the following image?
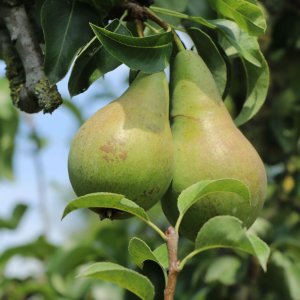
[1,0,300,299]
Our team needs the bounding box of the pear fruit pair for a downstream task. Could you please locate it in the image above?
[68,50,267,239]
[162,50,267,240]
[68,72,173,218]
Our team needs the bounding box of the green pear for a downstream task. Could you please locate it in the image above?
[162,50,267,240]
[68,72,173,218]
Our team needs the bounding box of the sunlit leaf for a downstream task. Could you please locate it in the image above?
[79,262,155,300]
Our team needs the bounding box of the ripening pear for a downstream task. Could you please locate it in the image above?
[68,72,173,218]
[162,50,267,240]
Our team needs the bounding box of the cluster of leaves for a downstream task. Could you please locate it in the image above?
[60,179,269,299]
[33,0,269,125]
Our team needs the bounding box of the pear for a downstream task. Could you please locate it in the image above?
[162,50,267,240]
[68,72,173,218]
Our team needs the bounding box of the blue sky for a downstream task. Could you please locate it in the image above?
[0,60,129,254]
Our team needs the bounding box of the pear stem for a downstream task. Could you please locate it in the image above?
[164,226,180,300]
[144,7,185,52]
[136,19,145,37]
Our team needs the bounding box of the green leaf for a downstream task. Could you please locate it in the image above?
[0,77,19,180]
[0,236,56,266]
[175,179,251,231]
[62,100,84,125]
[79,262,155,300]
[187,27,228,97]
[153,244,169,269]
[90,24,173,73]
[212,19,261,67]
[41,0,99,83]
[0,204,27,229]
[204,256,242,285]
[213,20,269,125]
[151,6,216,29]
[270,250,300,300]
[154,0,189,12]
[208,0,266,36]
[68,20,131,96]
[180,216,270,271]
[128,238,167,283]
[62,192,149,221]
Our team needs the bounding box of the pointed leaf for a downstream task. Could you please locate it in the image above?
[42,0,99,83]
[209,0,266,36]
[187,216,270,271]
[79,262,155,300]
[90,24,173,73]
[176,179,250,231]
[62,192,149,221]
[213,20,269,125]
[69,20,131,96]
[187,27,228,97]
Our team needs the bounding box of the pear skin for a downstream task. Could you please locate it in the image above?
[162,50,267,240]
[68,72,174,218]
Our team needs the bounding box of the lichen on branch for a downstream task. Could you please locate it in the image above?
[0,1,62,113]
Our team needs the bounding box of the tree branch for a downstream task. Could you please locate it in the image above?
[0,2,62,113]
[164,226,180,300]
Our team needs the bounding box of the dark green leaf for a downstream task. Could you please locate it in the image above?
[42,0,99,83]
[269,250,300,300]
[187,27,228,97]
[62,192,149,222]
[79,262,155,300]
[69,20,131,96]
[208,0,266,36]
[204,256,242,285]
[90,24,173,73]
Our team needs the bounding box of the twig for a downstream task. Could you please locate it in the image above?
[136,19,145,37]
[164,226,180,300]
[144,7,185,51]
[0,3,62,113]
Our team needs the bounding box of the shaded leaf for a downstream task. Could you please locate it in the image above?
[79,262,155,300]
[213,20,269,125]
[69,20,131,96]
[128,238,167,283]
[209,0,266,36]
[42,0,99,83]
[204,256,242,285]
[187,27,228,97]
[91,24,173,73]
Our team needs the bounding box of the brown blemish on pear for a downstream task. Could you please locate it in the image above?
[68,72,174,218]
